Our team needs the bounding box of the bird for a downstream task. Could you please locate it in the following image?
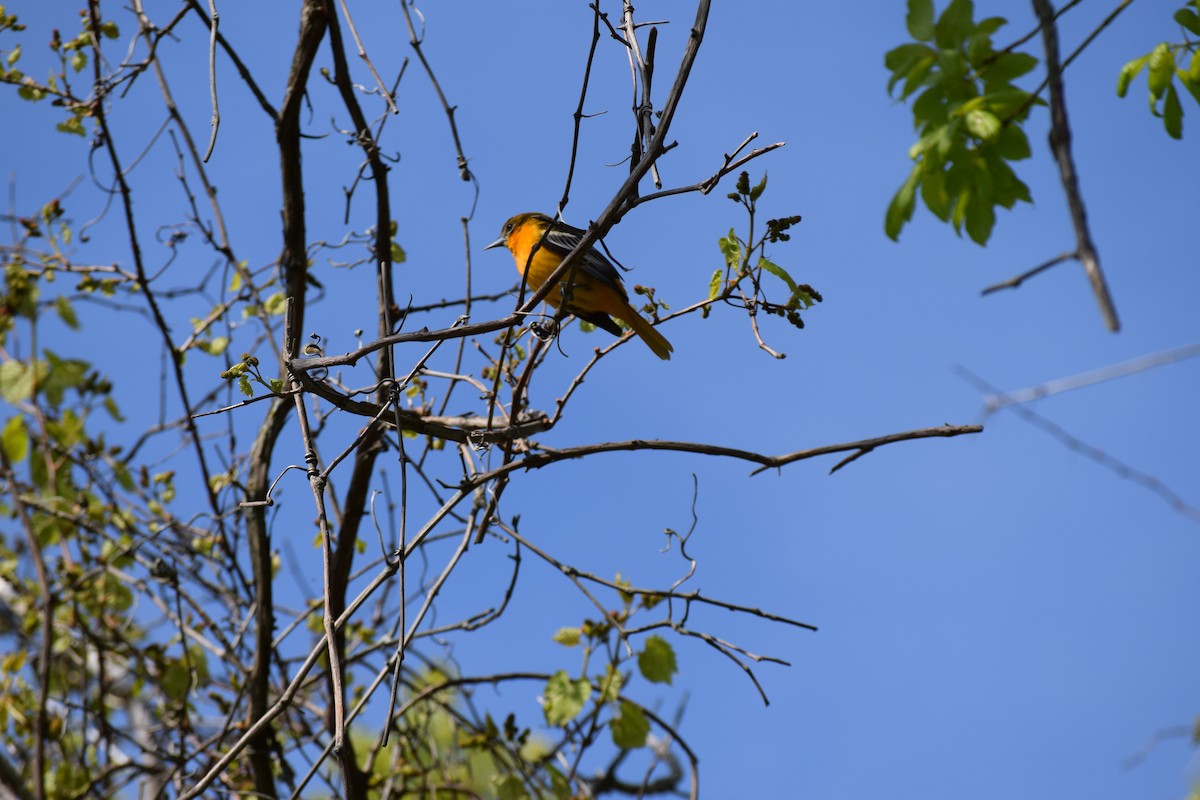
[484,212,673,360]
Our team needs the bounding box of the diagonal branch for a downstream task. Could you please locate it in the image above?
[1030,0,1120,331]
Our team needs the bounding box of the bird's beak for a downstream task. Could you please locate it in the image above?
[483,236,506,251]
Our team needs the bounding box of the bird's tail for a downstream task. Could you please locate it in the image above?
[621,309,674,360]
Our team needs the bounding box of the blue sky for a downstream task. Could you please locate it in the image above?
[4,1,1199,797]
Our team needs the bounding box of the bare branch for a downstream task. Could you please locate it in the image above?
[202,0,220,161]
[1030,0,1120,331]
[980,250,1073,296]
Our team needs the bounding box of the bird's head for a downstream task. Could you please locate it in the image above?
[484,212,552,252]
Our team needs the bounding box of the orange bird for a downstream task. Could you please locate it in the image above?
[484,212,673,360]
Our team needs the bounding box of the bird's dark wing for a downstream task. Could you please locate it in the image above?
[542,220,627,297]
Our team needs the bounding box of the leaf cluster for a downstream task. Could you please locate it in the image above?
[1116,1,1200,139]
[885,0,1039,244]
[709,172,821,337]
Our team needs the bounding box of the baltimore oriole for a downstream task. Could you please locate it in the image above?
[484,212,674,360]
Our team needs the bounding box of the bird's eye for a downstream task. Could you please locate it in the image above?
[504,222,513,233]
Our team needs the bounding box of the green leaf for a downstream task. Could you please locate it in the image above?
[1,415,29,463]
[885,164,921,241]
[492,775,529,800]
[42,350,88,407]
[113,462,134,491]
[1148,43,1175,99]
[718,229,741,270]
[920,167,952,221]
[1192,49,1200,83]
[934,0,975,50]
[237,375,253,397]
[1175,7,1200,35]
[966,16,1007,65]
[598,663,623,703]
[1163,82,1183,139]
[56,116,85,136]
[552,627,581,647]
[885,43,936,95]
[982,88,1037,119]
[610,701,650,750]
[161,658,192,703]
[196,336,229,356]
[54,295,79,330]
[965,108,1001,141]
[758,257,797,293]
[951,184,970,232]
[390,241,406,264]
[546,766,571,800]
[900,52,938,99]
[1117,55,1150,98]
[985,157,1032,207]
[912,83,948,125]
[983,52,1037,86]
[637,636,678,685]
[963,194,996,244]
[749,172,767,201]
[543,671,591,727]
[908,125,946,160]
[708,269,722,300]
[906,0,935,40]
[993,123,1031,160]
[1177,68,1200,106]
[263,292,286,316]
[1,361,33,403]
[5,43,19,66]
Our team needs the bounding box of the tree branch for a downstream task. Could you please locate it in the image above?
[1030,0,1120,331]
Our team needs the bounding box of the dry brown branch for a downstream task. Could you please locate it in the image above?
[457,424,982,483]
[981,250,1073,296]
[1029,0,1120,331]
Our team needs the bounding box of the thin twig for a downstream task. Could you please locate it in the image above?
[336,0,398,114]
[398,0,472,181]
[202,0,220,161]
[980,250,1074,296]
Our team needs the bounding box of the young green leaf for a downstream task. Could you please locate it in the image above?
[637,636,678,685]
[982,52,1037,86]
[1,415,29,463]
[1163,82,1183,138]
[1148,43,1175,99]
[718,229,742,270]
[906,0,935,41]
[1175,6,1200,35]
[758,257,797,293]
[963,193,996,244]
[543,671,591,727]
[965,108,1001,141]
[934,0,974,50]
[552,627,581,647]
[54,295,79,329]
[610,701,650,750]
[749,172,768,201]
[885,165,921,241]
[1117,55,1149,98]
